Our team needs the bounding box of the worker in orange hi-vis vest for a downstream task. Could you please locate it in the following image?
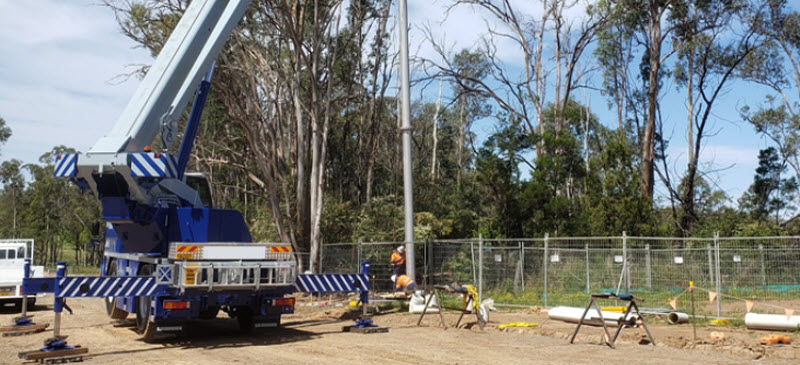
[392,274,417,292]
[390,245,406,278]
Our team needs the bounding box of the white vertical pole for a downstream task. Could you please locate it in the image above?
[398,0,415,282]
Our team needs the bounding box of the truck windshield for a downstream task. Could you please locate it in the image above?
[185,174,213,208]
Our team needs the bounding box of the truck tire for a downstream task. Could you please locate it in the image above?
[135,265,157,340]
[105,260,129,319]
[237,309,254,333]
[198,306,220,319]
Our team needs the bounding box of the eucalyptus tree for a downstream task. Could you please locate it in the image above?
[670,0,762,235]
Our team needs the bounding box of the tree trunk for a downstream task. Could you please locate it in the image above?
[431,75,443,178]
[641,3,662,201]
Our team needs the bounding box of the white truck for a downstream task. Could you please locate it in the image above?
[0,239,44,309]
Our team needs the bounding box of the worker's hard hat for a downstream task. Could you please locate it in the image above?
[397,246,404,253]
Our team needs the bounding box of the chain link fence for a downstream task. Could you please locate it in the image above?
[320,234,800,317]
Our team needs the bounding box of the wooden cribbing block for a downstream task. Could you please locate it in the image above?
[0,323,49,336]
[342,326,389,334]
[18,347,89,361]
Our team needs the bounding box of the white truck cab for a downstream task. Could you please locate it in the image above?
[0,239,44,308]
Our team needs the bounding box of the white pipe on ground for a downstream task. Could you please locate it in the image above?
[547,306,639,326]
[667,312,689,324]
[744,313,800,331]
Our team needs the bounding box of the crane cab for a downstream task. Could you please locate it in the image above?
[184,172,213,208]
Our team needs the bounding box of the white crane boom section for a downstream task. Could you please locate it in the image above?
[90,0,252,154]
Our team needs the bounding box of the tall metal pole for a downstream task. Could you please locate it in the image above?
[399,0,415,281]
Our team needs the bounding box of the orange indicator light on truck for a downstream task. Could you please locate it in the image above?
[163,300,190,310]
[275,298,295,306]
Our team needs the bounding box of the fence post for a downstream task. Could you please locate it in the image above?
[715,232,722,317]
[623,231,630,293]
[707,243,714,285]
[645,243,651,289]
[470,239,476,284]
[357,241,363,273]
[478,234,483,305]
[520,241,525,291]
[543,233,549,308]
[426,238,434,290]
[585,243,590,293]
[319,240,325,273]
[759,244,767,287]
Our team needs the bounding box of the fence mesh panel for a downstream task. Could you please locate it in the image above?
[320,235,800,317]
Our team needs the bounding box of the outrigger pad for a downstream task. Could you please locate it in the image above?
[342,318,389,334]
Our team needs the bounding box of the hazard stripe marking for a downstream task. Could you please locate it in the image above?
[295,274,369,293]
[55,276,162,298]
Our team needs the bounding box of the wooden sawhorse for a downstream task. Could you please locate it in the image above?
[416,285,486,330]
[569,293,655,348]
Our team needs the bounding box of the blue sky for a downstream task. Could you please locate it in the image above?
[0,0,783,207]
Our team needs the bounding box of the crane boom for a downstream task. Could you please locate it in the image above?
[60,0,253,206]
[91,0,251,154]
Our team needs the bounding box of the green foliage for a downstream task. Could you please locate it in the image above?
[739,147,798,222]
[0,146,101,268]
[0,116,10,157]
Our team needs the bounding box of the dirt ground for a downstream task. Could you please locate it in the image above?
[1,295,799,364]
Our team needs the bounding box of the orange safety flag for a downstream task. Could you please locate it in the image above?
[669,298,678,311]
[745,300,755,313]
[785,308,795,321]
[708,291,717,304]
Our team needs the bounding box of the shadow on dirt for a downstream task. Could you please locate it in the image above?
[0,303,49,315]
[88,317,348,359]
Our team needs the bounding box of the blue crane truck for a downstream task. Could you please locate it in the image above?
[18,0,372,349]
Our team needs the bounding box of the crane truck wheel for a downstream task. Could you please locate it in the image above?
[135,264,157,340]
[105,260,129,319]
[198,306,220,319]
[236,308,255,333]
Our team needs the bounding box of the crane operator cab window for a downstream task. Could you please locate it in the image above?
[184,172,214,208]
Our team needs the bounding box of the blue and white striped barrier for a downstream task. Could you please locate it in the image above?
[130,153,179,178]
[53,153,78,178]
[57,276,160,298]
[22,276,163,298]
[295,274,370,293]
